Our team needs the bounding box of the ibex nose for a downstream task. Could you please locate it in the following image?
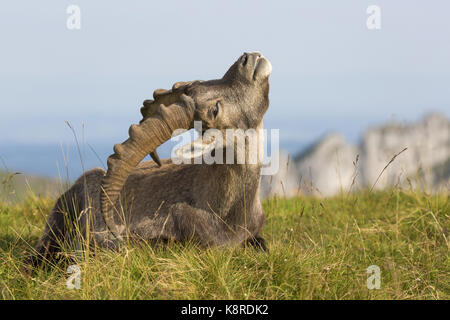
[237,51,270,80]
[246,51,261,58]
[249,52,263,64]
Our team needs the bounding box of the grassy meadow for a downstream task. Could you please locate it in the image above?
[0,186,448,300]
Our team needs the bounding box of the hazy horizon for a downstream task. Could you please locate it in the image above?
[1,1,449,178]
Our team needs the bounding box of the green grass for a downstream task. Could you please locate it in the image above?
[0,189,448,299]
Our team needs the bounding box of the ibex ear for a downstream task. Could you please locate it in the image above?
[175,135,217,161]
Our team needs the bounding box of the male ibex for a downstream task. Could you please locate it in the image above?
[30,52,272,265]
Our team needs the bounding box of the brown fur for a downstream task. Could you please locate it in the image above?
[31,52,271,266]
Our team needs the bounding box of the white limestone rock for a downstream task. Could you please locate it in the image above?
[260,113,450,198]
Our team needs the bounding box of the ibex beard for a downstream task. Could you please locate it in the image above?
[29,52,272,267]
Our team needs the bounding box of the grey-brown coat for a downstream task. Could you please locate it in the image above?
[31,52,272,265]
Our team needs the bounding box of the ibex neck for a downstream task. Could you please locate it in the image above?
[198,122,265,217]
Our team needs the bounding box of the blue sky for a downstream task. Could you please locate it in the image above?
[1,1,449,177]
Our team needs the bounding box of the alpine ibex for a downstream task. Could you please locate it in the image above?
[30,52,272,265]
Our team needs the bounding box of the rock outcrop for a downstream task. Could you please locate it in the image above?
[361,113,450,190]
[261,113,450,197]
[260,152,300,198]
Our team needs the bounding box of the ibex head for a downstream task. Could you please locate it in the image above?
[188,51,271,132]
[101,52,272,237]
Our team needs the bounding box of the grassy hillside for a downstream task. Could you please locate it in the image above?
[0,170,61,203]
[0,189,448,299]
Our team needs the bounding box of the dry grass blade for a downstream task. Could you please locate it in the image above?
[370,147,408,193]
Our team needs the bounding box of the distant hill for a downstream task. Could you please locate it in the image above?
[0,170,62,203]
[261,113,450,197]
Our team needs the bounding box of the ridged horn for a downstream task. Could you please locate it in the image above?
[101,94,196,240]
[140,80,202,123]
[139,80,202,168]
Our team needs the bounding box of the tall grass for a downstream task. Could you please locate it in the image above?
[0,188,448,299]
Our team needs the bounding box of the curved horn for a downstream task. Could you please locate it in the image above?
[140,80,202,166]
[101,93,196,240]
[140,80,202,123]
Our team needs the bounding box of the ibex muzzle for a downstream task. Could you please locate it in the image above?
[30,52,272,266]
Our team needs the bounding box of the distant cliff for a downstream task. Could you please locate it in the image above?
[261,113,450,197]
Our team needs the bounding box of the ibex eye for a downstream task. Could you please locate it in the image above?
[213,102,220,118]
